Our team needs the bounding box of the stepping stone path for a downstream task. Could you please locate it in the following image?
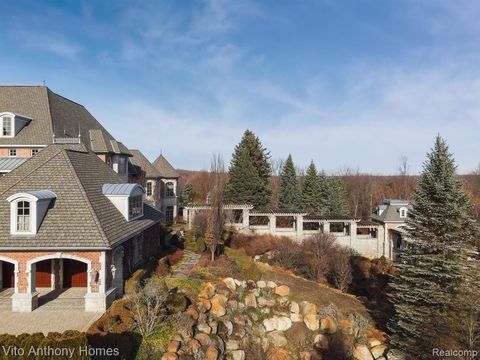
[170,250,201,279]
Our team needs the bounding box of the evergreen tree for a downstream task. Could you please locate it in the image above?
[224,147,268,208]
[317,170,330,214]
[180,183,194,206]
[278,154,301,210]
[225,130,271,208]
[302,161,322,212]
[325,177,347,215]
[388,136,478,358]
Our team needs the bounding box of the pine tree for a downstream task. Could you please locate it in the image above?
[317,170,330,214]
[180,183,194,206]
[388,136,479,357]
[278,154,301,210]
[225,130,271,208]
[302,161,322,212]
[325,177,347,215]
[224,147,268,208]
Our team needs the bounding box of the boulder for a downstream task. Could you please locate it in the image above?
[197,299,212,313]
[304,314,320,331]
[186,305,199,320]
[197,322,211,334]
[370,344,387,359]
[226,339,239,351]
[230,350,246,360]
[285,322,310,348]
[184,339,202,353]
[352,344,374,360]
[275,285,290,297]
[228,299,238,310]
[199,282,216,299]
[263,317,276,332]
[290,313,303,322]
[166,293,189,314]
[257,280,266,288]
[267,331,288,347]
[194,333,212,346]
[290,301,300,314]
[205,346,219,360]
[208,320,218,334]
[267,281,277,288]
[162,353,178,360]
[167,340,181,353]
[244,293,257,308]
[313,334,329,352]
[320,316,337,334]
[222,277,236,291]
[210,294,228,317]
[301,301,318,315]
[218,320,233,337]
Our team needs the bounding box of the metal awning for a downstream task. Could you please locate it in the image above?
[0,157,29,172]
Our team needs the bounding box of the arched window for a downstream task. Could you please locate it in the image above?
[146,181,153,197]
[399,207,408,218]
[2,116,12,136]
[16,201,31,232]
[166,182,175,197]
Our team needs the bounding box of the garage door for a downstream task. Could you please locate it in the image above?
[63,259,87,287]
[1,262,14,288]
[35,260,52,288]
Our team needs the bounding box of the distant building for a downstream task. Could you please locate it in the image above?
[152,154,180,223]
[0,86,131,179]
[129,149,163,210]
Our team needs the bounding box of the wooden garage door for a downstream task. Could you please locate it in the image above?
[1,262,14,288]
[63,259,87,288]
[35,260,52,288]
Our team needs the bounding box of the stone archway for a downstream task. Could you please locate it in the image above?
[0,256,19,294]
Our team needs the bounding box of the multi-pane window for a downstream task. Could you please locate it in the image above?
[146,181,153,197]
[31,149,39,156]
[2,117,12,136]
[16,201,30,232]
[132,234,143,265]
[9,149,16,157]
[165,206,174,223]
[166,182,175,197]
[117,157,126,174]
[128,195,143,219]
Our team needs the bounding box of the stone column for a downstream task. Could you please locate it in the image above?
[268,215,276,234]
[242,208,250,229]
[12,263,38,312]
[323,222,330,233]
[350,221,357,248]
[296,215,304,240]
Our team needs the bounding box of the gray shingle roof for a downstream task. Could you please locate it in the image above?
[152,154,180,178]
[129,150,162,179]
[370,199,412,223]
[0,86,130,155]
[0,144,162,249]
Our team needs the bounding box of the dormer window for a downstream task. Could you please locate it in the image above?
[129,195,143,218]
[102,183,144,221]
[399,207,408,218]
[7,190,56,235]
[0,112,32,138]
[2,116,12,136]
[16,201,31,232]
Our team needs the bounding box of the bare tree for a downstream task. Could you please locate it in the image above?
[128,278,168,337]
[330,247,353,292]
[304,233,338,281]
[269,157,285,208]
[204,154,227,261]
[398,155,409,200]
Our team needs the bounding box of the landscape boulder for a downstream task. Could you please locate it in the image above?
[275,285,290,297]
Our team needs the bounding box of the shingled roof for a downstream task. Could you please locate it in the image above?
[370,199,412,223]
[0,86,130,156]
[0,144,162,249]
[152,154,180,178]
[129,150,162,179]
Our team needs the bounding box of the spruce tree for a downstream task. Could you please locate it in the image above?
[302,161,322,212]
[225,130,271,208]
[317,170,330,214]
[326,177,347,215]
[278,154,301,210]
[180,183,194,206]
[224,147,268,208]
[388,136,478,358]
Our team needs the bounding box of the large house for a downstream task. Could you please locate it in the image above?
[0,86,131,180]
[0,144,163,312]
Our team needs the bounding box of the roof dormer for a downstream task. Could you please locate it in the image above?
[102,183,144,221]
[0,112,32,138]
[7,190,56,235]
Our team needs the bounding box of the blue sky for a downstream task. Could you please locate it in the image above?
[1,0,480,174]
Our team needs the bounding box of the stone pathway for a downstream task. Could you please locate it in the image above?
[169,250,201,279]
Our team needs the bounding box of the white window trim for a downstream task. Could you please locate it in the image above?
[31,149,39,156]
[8,196,37,235]
[399,207,408,218]
[165,181,175,197]
[146,180,154,197]
[0,112,32,138]
[8,149,16,157]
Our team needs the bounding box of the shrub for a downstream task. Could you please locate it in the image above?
[228,233,278,256]
[165,293,190,314]
[165,278,204,295]
[192,211,208,237]
[166,249,184,267]
[125,268,148,295]
[270,237,304,271]
[89,298,135,334]
[153,262,170,277]
[145,320,176,352]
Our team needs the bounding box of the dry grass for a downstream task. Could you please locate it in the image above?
[257,262,371,320]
